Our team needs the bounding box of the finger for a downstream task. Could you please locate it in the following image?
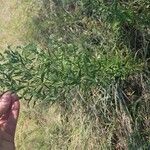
[10,100,20,121]
[0,91,12,116]
[6,99,20,136]
[11,93,19,103]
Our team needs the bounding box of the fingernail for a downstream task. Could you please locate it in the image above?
[11,93,19,101]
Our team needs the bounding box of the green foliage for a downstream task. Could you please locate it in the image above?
[0,0,149,149]
[0,42,141,102]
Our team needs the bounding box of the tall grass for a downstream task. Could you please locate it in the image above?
[0,0,150,149]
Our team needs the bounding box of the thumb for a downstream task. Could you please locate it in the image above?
[0,91,13,116]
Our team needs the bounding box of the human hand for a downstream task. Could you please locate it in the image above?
[0,91,20,150]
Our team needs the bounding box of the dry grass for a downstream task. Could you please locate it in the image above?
[0,0,39,50]
[15,101,112,150]
[0,1,22,49]
[15,90,149,149]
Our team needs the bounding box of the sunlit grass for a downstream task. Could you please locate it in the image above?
[15,101,113,150]
[0,0,39,50]
[0,1,150,150]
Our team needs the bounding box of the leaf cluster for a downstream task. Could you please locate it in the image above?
[0,41,141,103]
